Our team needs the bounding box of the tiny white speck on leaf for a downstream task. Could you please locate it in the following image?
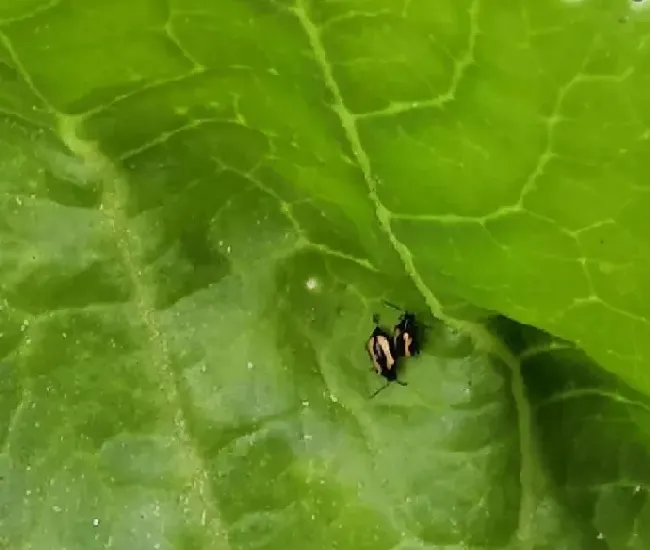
[305,277,319,291]
[226,246,231,253]
[597,533,604,540]
[329,394,338,403]
[247,361,254,369]
[635,485,642,493]
[301,400,309,406]
[93,518,100,526]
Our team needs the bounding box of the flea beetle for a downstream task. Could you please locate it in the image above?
[366,314,397,379]
[366,314,407,397]
[384,301,425,358]
[394,311,421,357]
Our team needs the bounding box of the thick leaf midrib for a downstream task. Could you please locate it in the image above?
[57,114,230,548]
[0,29,229,546]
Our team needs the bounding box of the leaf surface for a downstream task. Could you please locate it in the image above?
[2,0,650,548]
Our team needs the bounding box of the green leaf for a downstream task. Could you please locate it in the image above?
[2,0,650,548]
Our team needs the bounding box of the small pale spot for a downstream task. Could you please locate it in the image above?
[598,262,618,275]
[301,400,310,406]
[247,361,254,369]
[93,518,100,527]
[305,277,319,291]
[597,532,604,540]
[329,394,338,403]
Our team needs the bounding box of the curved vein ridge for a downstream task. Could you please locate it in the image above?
[57,113,230,548]
[291,1,539,546]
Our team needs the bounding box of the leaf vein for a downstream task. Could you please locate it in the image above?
[536,388,650,413]
[57,113,230,549]
[292,2,538,546]
[354,0,480,120]
[0,0,61,27]
[81,67,207,119]
[119,117,241,161]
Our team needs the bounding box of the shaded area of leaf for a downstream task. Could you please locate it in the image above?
[491,315,650,549]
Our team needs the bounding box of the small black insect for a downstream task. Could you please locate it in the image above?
[366,314,407,398]
[384,301,426,358]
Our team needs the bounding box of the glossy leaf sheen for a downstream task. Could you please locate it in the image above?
[1,0,650,548]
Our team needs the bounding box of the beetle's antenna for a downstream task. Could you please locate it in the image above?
[383,300,435,329]
[369,381,391,399]
[383,300,403,312]
[396,380,408,386]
